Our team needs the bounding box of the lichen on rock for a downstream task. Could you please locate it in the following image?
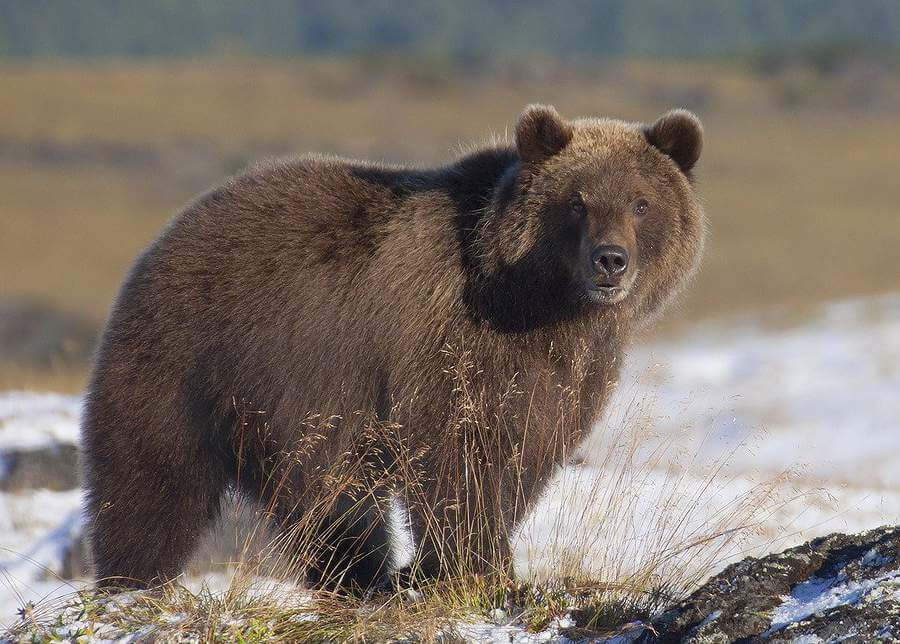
[643,525,900,643]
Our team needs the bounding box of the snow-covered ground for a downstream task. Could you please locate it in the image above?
[0,393,85,628]
[0,392,81,450]
[1,293,899,628]
[518,293,900,584]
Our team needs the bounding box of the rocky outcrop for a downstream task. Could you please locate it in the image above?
[644,525,900,643]
[0,444,79,492]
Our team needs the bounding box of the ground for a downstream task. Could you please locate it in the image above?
[1,293,898,638]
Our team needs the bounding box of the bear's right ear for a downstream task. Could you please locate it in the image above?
[516,104,573,165]
[644,109,703,177]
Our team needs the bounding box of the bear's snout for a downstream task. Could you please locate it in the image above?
[591,244,629,282]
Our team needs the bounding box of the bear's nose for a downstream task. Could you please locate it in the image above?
[592,245,629,278]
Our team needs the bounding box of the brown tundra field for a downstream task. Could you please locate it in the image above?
[2,56,900,389]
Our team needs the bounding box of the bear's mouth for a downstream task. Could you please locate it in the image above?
[585,284,627,304]
[584,270,637,305]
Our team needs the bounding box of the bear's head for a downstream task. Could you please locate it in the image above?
[475,104,705,332]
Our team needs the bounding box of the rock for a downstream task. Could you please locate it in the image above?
[58,523,91,580]
[0,444,80,491]
[644,525,900,643]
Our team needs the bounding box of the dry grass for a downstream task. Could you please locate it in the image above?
[5,343,808,642]
[0,364,86,394]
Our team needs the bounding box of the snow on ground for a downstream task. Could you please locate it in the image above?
[610,294,900,493]
[0,393,85,629]
[519,293,900,582]
[764,567,900,637]
[1,294,899,628]
[0,392,80,451]
[455,613,578,643]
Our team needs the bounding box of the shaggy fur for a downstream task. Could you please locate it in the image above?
[82,105,705,591]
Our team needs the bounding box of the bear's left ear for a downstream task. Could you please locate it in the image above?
[644,109,703,177]
[516,104,574,165]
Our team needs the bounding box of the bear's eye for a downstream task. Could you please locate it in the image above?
[569,194,587,217]
[633,198,650,216]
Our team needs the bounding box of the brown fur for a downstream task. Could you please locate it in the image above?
[82,105,705,591]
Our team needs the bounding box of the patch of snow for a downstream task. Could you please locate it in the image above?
[387,494,415,569]
[861,548,892,568]
[0,391,81,450]
[595,293,900,493]
[452,611,635,643]
[0,393,86,626]
[157,611,187,624]
[454,617,574,643]
[699,609,721,627]
[764,568,900,636]
[600,626,649,644]
[787,635,824,644]
[0,488,84,628]
[569,292,900,568]
[553,614,575,629]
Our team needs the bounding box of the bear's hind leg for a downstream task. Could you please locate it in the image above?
[83,393,229,589]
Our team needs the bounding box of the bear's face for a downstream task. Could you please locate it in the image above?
[494,105,705,326]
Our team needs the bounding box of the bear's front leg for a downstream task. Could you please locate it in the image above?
[271,486,395,595]
[398,463,516,585]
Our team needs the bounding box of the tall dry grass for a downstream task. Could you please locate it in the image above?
[6,342,812,641]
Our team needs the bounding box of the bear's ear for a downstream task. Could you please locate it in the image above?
[516,104,573,165]
[644,109,703,176]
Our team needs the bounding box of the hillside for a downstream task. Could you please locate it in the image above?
[3,1,900,59]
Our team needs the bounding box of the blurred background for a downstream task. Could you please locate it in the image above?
[2,0,900,389]
[1,0,899,625]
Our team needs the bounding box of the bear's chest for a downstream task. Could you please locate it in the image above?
[502,339,621,439]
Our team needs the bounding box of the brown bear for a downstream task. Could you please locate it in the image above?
[82,104,705,592]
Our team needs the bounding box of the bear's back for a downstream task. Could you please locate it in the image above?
[94,148,519,417]
[154,148,516,287]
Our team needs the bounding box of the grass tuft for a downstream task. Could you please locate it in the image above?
[5,348,813,642]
